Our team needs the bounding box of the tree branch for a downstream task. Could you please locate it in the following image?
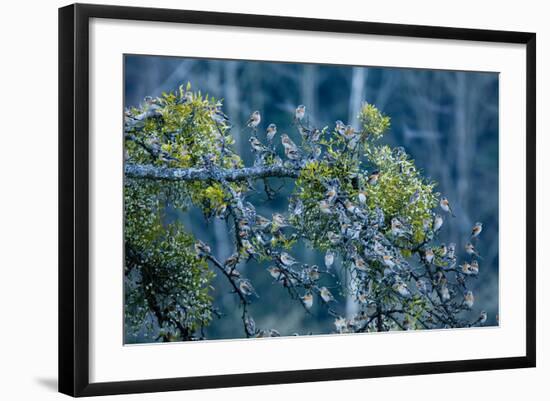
[124,163,300,182]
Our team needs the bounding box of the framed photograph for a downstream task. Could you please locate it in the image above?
[59,3,536,397]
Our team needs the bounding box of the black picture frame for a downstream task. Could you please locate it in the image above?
[59,3,536,397]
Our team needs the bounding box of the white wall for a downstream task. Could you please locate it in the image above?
[0,0,546,399]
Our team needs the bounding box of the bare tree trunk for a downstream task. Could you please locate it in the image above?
[345,270,359,319]
[224,62,242,150]
[301,64,317,124]
[348,67,367,128]
[453,73,472,226]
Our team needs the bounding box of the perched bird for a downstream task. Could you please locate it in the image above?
[194,240,211,255]
[249,136,267,153]
[416,279,428,293]
[279,252,298,267]
[334,316,347,333]
[320,287,335,303]
[144,95,157,106]
[183,91,194,103]
[460,262,473,275]
[391,217,410,238]
[295,105,306,121]
[393,281,411,298]
[255,215,271,230]
[301,292,313,309]
[241,239,256,255]
[210,106,230,125]
[471,222,483,238]
[440,197,455,217]
[325,186,338,203]
[272,213,288,228]
[325,250,335,269]
[245,315,256,336]
[224,253,239,270]
[255,329,270,338]
[239,279,257,297]
[285,146,301,161]
[255,232,267,246]
[215,203,227,218]
[267,266,283,281]
[433,214,444,232]
[327,231,341,244]
[308,129,321,142]
[440,285,451,301]
[357,292,368,304]
[382,254,396,268]
[306,265,321,281]
[344,200,358,215]
[291,199,304,215]
[246,110,261,128]
[470,260,479,275]
[373,241,386,256]
[358,190,367,205]
[433,271,444,286]
[238,219,251,232]
[425,248,435,264]
[354,256,369,272]
[464,290,475,308]
[319,200,333,214]
[403,316,413,331]
[465,242,482,258]
[343,125,356,139]
[447,242,456,259]
[345,223,362,240]
[479,310,488,324]
[409,189,420,205]
[281,133,297,151]
[368,170,380,185]
[335,120,346,136]
[266,123,277,143]
[268,329,281,337]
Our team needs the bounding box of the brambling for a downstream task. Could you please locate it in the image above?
[465,242,481,258]
[325,250,335,269]
[471,222,483,238]
[440,197,455,217]
[295,104,306,121]
[358,190,367,205]
[301,292,313,309]
[393,281,411,298]
[279,252,298,267]
[335,120,346,136]
[368,170,380,185]
[246,110,261,128]
[320,287,335,303]
[266,123,277,143]
[464,290,475,308]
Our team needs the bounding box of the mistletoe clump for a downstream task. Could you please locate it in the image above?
[124,84,488,341]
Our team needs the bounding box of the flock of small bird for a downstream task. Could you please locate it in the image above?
[128,93,490,333]
[212,126,486,331]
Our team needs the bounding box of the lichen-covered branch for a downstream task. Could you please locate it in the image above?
[124,163,300,182]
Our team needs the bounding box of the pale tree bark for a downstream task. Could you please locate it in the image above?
[348,67,367,129]
[301,64,318,124]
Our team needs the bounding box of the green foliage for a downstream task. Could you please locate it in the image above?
[363,144,439,243]
[293,102,437,249]
[359,102,391,141]
[124,179,214,341]
[125,84,246,217]
[124,88,479,339]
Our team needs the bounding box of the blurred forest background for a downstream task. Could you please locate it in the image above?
[124,55,499,341]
